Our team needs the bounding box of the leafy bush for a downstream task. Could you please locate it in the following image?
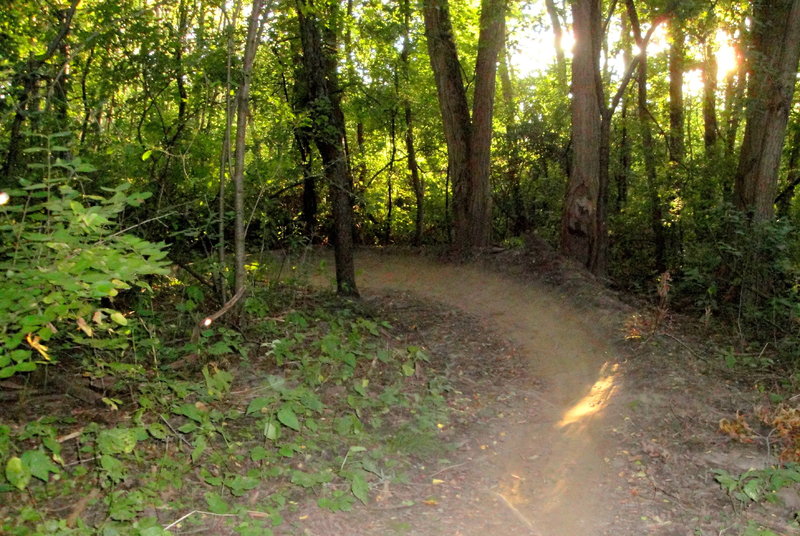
[679,204,800,360]
[0,136,170,378]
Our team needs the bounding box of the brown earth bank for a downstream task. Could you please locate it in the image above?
[283,246,799,536]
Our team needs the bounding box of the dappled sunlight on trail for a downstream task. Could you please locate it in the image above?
[558,362,619,428]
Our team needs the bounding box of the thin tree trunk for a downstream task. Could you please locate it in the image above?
[401,0,423,245]
[217,2,238,303]
[79,45,96,146]
[544,0,568,92]
[668,20,685,165]
[775,126,800,217]
[499,39,527,233]
[702,42,719,156]
[468,0,505,248]
[423,0,472,249]
[614,12,632,212]
[232,0,264,294]
[385,112,397,243]
[626,0,665,272]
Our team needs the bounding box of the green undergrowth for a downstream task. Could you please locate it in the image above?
[0,282,452,535]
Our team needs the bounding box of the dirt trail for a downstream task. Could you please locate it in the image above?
[347,251,641,535]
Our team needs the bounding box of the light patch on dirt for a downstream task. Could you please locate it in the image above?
[292,248,798,536]
[301,250,644,535]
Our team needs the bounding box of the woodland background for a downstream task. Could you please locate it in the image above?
[3,0,800,379]
[4,1,800,534]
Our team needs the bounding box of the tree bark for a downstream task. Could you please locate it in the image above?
[1,0,80,182]
[499,38,527,234]
[468,0,505,247]
[423,0,506,251]
[296,0,358,296]
[702,42,719,156]
[401,0,422,246]
[668,20,685,165]
[775,126,800,218]
[626,0,666,272]
[232,0,265,294]
[734,0,800,222]
[544,0,568,93]
[561,0,602,271]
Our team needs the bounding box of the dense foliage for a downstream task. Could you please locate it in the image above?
[2,0,800,530]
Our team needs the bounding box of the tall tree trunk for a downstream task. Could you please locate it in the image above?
[668,20,685,165]
[216,0,240,303]
[626,0,666,272]
[499,39,527,234]
[468,0,505,247]
[232,0,264,294]
[79,45,96,146]
[702,42,719,156]
[544,0,568,92]
[615,13,632,212]
[423,0,506,251]
[1,0,80,182]
[296,0,358,296]
[561,0,602,270]
[563,0,656,274]
[401,0,423,245]
[734,0,800,221]
[385,111,397,244]
[296,130,317,238]
[775,126,800,217]
[721,47,747,197]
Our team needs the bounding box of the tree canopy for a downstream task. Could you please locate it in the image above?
[3,0,800,363]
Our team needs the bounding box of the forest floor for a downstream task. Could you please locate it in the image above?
[3,245,799,536]
[286,246,800,536]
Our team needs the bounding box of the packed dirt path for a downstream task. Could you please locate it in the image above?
[340,251,646,535]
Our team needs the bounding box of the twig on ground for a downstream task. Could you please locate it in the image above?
[160,415,193,450]
[487,490,540,535]
[163,510,237,531]
[660,332,709,362]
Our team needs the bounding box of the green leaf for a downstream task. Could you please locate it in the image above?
[147,423,168,440]
[21,449,59,482]
[73,162,97,173]
[250,446,269,462]
[263,420,279,441]
[97,428,138,455]
[204,492,230,514]
[742,479,763,502]
[191,436,207,463]
[141,150,153,161]
[100,454,126,483]
[5,457,31,490]
[110,312,128,326]
[277,406,300,431]
[247,397,273,415]
[351,471,369,504]
[139,527,166,536]
[174,403,204,422]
